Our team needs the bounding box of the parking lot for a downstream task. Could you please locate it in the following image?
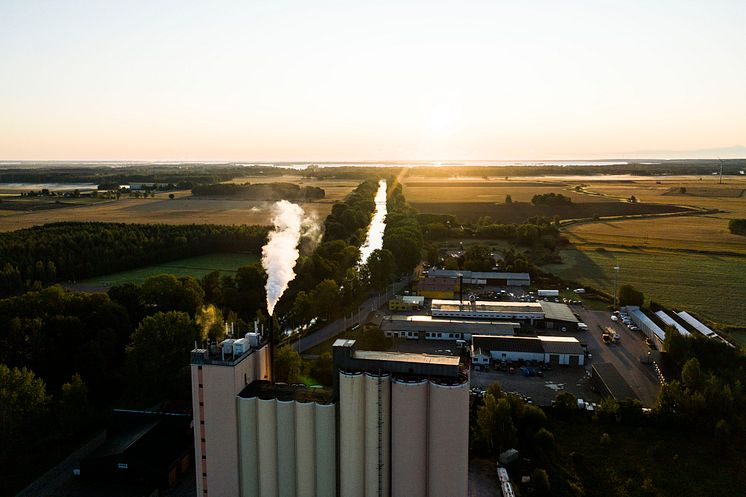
[576,307,661,407]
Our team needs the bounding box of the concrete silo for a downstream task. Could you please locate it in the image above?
[391,378,428,497]
[339,371,365,497]
[257,398,278,497]
[276,400,296,497]
[427,377,469,497]
[314,402,336,497]
[237,396,259,497]
[294,401,315,497]
[364,373,390,497]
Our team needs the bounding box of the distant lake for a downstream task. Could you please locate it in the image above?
[0,182,98,192]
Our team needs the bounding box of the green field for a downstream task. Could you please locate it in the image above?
[70,252,260,291]
[543,247,746,331]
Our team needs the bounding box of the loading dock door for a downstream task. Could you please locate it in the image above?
[549,354,560,364]
[569,355,579,366]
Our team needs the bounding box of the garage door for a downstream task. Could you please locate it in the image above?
[569,355,579,366]
[549,354,560,364]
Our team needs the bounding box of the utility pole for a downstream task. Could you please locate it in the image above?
[613,264,620,309]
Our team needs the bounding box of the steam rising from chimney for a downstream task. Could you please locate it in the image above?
[263,200,316,315]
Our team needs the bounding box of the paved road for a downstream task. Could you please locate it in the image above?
[576,307,661,407]
[290,276,411,353]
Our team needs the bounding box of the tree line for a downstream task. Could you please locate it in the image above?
[191,182,325,200]
[0,222,267,296]
[729,218,746,236]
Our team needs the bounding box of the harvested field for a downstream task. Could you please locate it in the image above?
[66,252,260,292]
[403,183,604,204]
[543,246,746,327]
[411,201,692,224]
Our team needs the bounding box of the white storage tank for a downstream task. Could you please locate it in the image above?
[427,377,469,497]
[339,371,365,497]
[245,332,261,348]
[232,338,250,356]
[364,373,390,497]
[391,378,427,497]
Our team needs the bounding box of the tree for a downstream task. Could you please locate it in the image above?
[312,279,340,321]
[126,311,200,401]
[58,373,90,437]
[553,391,577,415]
[618,284,644,307]
[308,352,334,386]
[364,248,397,290]
[274,345,303,383]
[505,194,513,204]
[168,193,175,199]
[463,245,494,272]
[140,274,205,316]
[681,357,703,391]
[477,394,517,455]
[530,468,551,496]
[0,365,49,464]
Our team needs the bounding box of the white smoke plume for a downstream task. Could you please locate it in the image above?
[263,200,315,316]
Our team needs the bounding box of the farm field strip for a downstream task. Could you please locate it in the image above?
[543,247,746,328]
[67,252,260,291]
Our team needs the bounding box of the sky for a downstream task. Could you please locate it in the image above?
[1,0,745,161]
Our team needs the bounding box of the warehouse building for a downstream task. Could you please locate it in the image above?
[380,314,519,340]
[388,295,425,311]
[625,306,666,350]
[591,363,638,402]
[430,299,580,330]
[191,336,469,497]
[427,269,531,286]
[654,310,690,336]
[471,335,585,366]
[417,277,460,299]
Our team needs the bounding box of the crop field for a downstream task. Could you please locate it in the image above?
[67,252,260,292]
[543,247,746,330]
[402,179,605,204]
[0,175,358,232]
[411,201,690,224]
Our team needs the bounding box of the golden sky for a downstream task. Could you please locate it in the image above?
[1,0,745,161]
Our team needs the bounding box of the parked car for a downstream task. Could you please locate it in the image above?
[611,315,619,322]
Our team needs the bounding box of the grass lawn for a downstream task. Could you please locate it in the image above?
[543,246,746,328]
[70,252,259,290]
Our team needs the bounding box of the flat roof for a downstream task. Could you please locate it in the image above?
[539,336,584,354]
[239,381,334,404]
[428,269,531,280]
[472,335,545,354]
[592,362,638,402]
[654,310,690,336]
[539,301,579,323]
[353,350,460,367]
[432,300,543,314]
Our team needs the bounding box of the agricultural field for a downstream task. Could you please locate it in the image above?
[0,175,357,232]
[543,247,746,331]
[66,252,260,292]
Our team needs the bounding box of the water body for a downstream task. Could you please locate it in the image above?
[358,179,387,265]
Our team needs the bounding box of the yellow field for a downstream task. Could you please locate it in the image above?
[564,175,746,255]
[0,175,357,232]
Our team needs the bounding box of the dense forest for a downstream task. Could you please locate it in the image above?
[191,182,325,200]
[0,222,268,295]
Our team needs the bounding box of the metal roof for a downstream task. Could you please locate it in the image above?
[428,269,531,281]
[381,315,519,334]
[354,350,460,366]
[676,311,717,338]
[592,362,638,402]
[472,336,545,354]
[539,336,584,355]
[539,301,579,323]
[654,310,690,336]
[431,300,543,314]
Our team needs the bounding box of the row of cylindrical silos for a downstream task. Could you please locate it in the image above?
[340,371,469,497]
[237,396,335,497]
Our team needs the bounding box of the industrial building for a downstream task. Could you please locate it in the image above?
[430,299,579,330]
[471,335,585,366]
[417,277,460,299]
[591,363,639,402]
[191,335,469,497]
[624,306,666,350]
[654,310,690,336]
[380,314,519,340]
[387,294,425,311]
[426,269,531,286]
